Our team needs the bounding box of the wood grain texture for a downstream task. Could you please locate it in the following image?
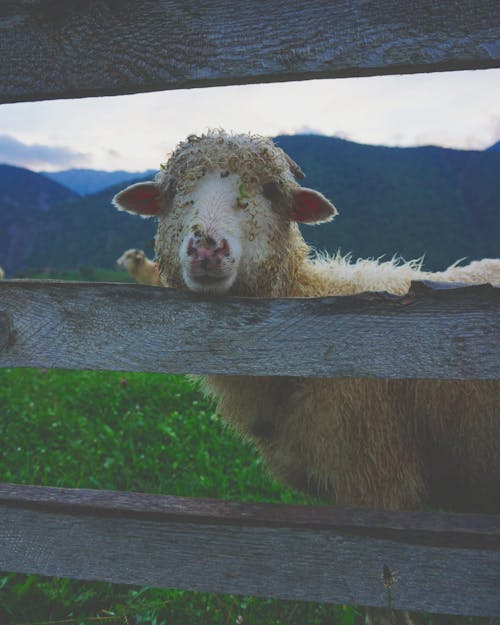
[0,0,498,104]
[0,280,498,379]
[1,483,499,545]
[0,484,499,616]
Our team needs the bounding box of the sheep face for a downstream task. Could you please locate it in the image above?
[162,169,293,295]
[116,248,146,272]
[113,131,337,296]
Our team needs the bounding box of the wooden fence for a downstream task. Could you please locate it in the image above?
[1,0,499,618]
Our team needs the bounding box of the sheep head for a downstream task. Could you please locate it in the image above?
[116,248,146,272]
[113,131,337,296]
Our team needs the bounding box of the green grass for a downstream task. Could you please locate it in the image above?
[0,368,344,625]
[0,369,316,501]
[14,267,134,282]
[0,369,491,625]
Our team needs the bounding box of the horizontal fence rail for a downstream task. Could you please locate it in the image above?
[0,483,499,616]
[0,0,499,104]
[0,280,499,379]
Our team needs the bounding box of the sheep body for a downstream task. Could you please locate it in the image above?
[113,130,500,514]
[116,248,162,286]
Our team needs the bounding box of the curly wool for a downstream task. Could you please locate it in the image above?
[155,129,299,204]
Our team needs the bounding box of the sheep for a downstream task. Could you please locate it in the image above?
[116,248,162,286]
[113,130,499,625]
[0,266,4,280]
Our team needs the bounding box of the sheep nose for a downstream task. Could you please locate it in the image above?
[186,237,230,270]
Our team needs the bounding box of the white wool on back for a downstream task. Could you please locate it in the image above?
[307,254,500,297]
[432,258,500,286]
[310,252,425,296]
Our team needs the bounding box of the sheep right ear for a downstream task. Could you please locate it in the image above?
[112,182,161,217]
[291,187,337,224]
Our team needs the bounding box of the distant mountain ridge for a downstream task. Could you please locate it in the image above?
[275,135,499,269]
[15,178,156,275]
[0,164,78,275]
[40,168,156,195]
[1,136,499,277]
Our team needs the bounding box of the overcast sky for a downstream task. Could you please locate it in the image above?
[0,68,498,172]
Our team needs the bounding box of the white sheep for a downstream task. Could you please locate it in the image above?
[116,248,162,286]
[113,130,499,625]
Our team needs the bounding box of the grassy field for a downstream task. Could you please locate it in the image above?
[13,267,135,282]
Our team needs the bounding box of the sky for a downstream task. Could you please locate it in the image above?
[0,68,498,172]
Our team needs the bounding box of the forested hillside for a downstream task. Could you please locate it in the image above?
[0,164,78,275]
[276,135,500,270]
[14,180,157,274]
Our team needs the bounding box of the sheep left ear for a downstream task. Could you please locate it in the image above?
[291,187,338,224]
[112,182,161,217]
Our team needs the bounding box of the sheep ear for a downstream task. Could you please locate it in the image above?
[112,182,161,217]
[291,187,338,224]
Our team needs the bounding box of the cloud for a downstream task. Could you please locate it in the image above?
[0,134,90,170]
[294,125,325,136]
[488,115,500,146]
[0,68,498,170]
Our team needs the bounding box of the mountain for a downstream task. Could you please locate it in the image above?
[275,135,500,269]
[0,164,78,275]
[12,179,156,274]
[40,168,156,195]
[1,136,499,277]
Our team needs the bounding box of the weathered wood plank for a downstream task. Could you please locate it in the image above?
[1,484,499,616]
[0,280,498,379]
[3,483,500,541]
[0,0,498,104]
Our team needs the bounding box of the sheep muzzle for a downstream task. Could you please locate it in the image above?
[182,233,237,294]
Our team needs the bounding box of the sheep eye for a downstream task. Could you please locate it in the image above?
[263,181,280,201]
[220,170,230,178]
